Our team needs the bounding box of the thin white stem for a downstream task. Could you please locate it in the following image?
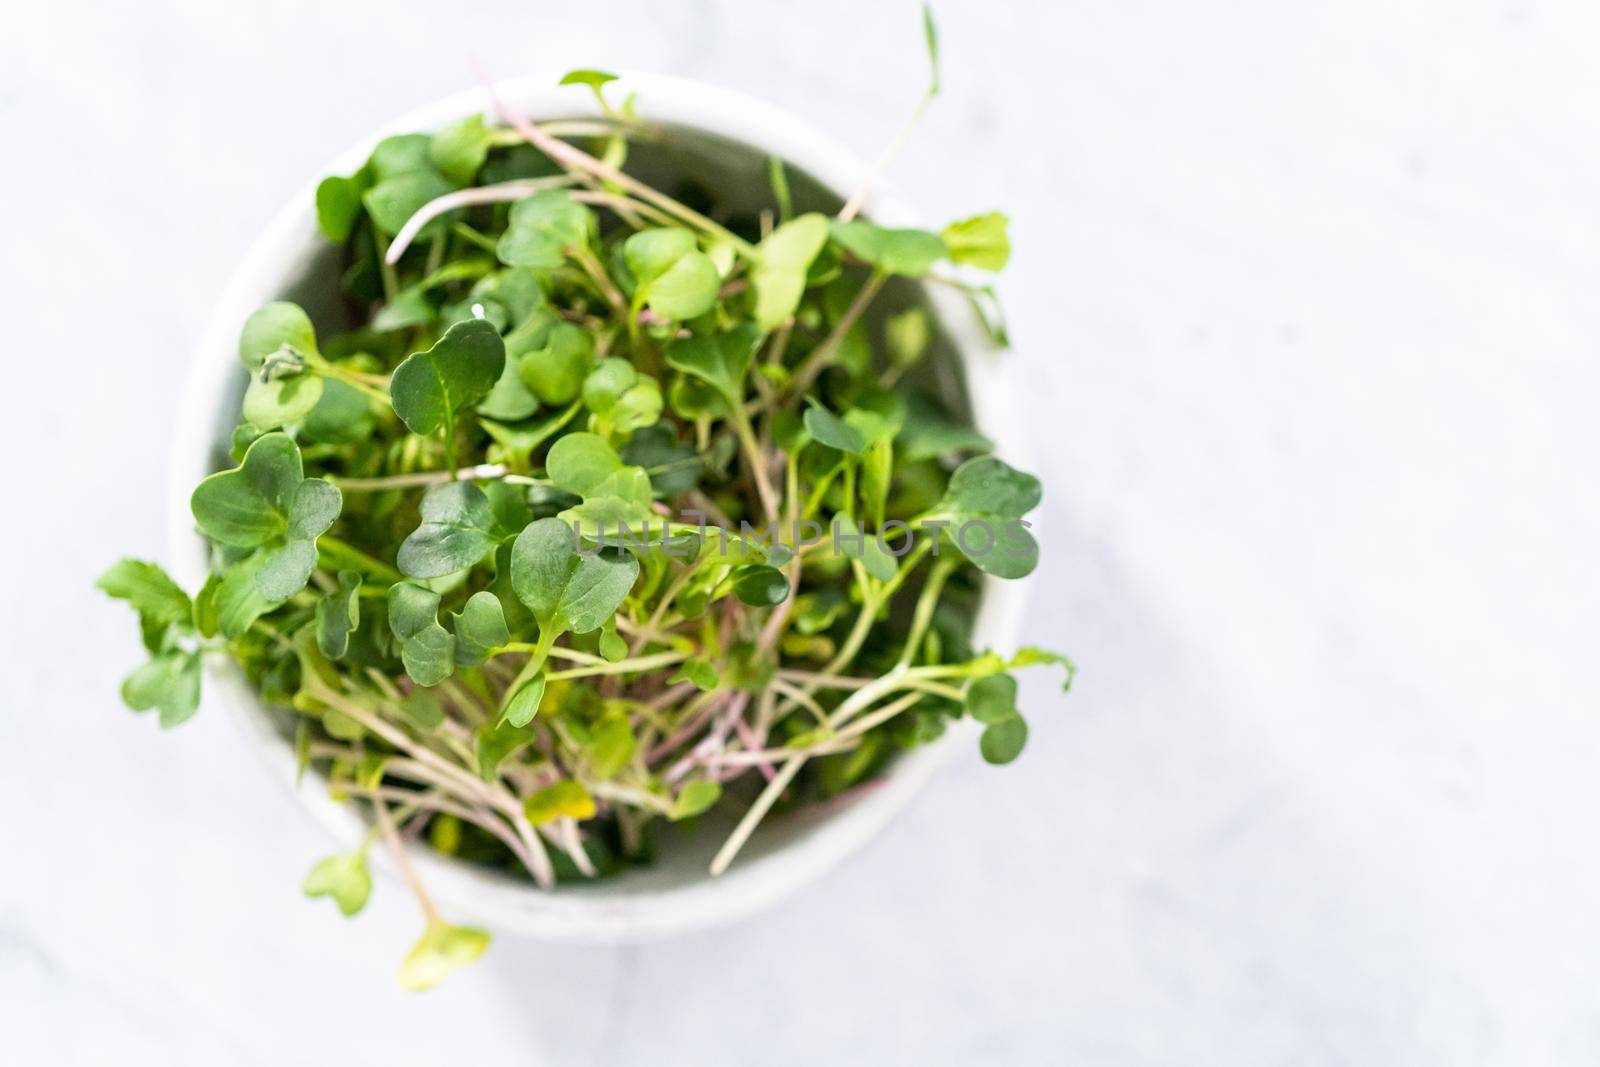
[334,463,507,492]
[386,176,574,263]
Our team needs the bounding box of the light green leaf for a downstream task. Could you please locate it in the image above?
[588,714,635,778]
[302,851,372,917]
[752,213,828,329]
[363,170,454,237]
[545,432,623,495]
[668,658,719,691]
[239,302,317,372]
[497,190,591,268]
[1008,647,1076,691]
[242,372,324,430]
[120,651,201,728]
[558,69,618,90]
[524,779,596,824]
[518,320,593,405]
[669,780,722,821]
[885,307,930,369]
[501,672,547,728]
[625,228,718,320]
[430,113,492,187]
[940,212,1011,271]
[315,175,366,242]
[398,919,490,991]
[830,220,946,277]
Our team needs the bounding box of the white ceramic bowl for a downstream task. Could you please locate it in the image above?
[168,73,1030,942]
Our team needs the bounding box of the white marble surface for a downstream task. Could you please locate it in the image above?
[4,1,1597,1063]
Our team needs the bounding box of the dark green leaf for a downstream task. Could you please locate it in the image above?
[398,482,497,578]
[390,318,506,436]
[453,590,509,666]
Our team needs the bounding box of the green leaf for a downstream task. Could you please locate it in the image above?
[921,456,1043,579]
[191,433,339,549]
[315,570,362,659]
[509,518,640,636]
[516,319,592,406]
[966,673,1018,725]
[255,539,319,601]
[731,564,789,607]
[545,432,623,495]
[97,559,192,631]
[402,688,446,729]
[625,228,719,320]
[885,307,930,370]
[390,318,506,437]
[833,514,898,583]
[669,780,722,821]
[941,212,1010,271]
[213,551,280,638]
[452,591,509,666]
[830,220,946,277]
[803,402,866,454]
[315,176,366,242]
[120,651,201,728]
[668,658,719,691]
[979,715,1028,765]
[559,68,618,90]
[664,326,759,401]
[239,302,317,372]
[398,919,490,991]
[1008,647,1076,691]
[899,396,992,461]
[501,672,547,728]
[430,113,492,187]
[388,583,456,686]
[480,404,580,469]
[302,851,372,917]
[371,133,434,179]
[302,378,377,445]
[524,779,596,824]
[923,2,942,95]
[398,482,497,578]
[588,714,635,778]
[497,190,591,268]
[363,170,454,237]
[752,213,828,329]
[599,627,628,663]
[242,372,324,430]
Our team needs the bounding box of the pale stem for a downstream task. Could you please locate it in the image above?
[373,795,438,923]
[386,176,574,264]
[334,463,507,492]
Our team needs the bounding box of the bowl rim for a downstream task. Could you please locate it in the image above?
[167,71,1032,942]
